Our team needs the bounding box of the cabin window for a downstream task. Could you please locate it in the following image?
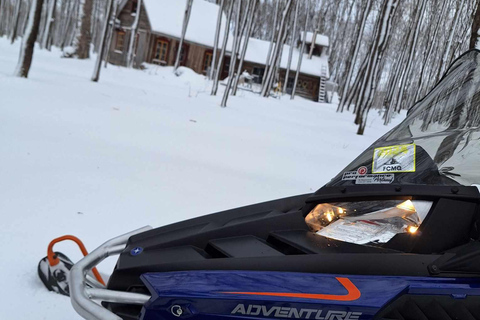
[115,31,126,52]
[175,44,189,66]
[154,39,169,63]
[203,52,213,74]
[298,80,311,90]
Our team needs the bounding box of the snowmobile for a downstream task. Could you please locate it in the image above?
[39,50,480,320]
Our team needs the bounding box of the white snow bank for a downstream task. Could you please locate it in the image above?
[0,37,404,320]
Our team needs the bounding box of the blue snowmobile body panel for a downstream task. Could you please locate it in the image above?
[139,271,480,320]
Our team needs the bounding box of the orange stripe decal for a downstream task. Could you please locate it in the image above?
[221,277,361,301]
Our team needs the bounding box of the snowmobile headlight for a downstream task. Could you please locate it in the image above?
[305,199,432,245]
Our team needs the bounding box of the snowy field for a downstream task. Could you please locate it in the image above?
[0,37,404,319]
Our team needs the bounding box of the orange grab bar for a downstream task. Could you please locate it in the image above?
[47,235,105,286]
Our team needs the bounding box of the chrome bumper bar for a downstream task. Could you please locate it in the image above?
[69,226,153,320]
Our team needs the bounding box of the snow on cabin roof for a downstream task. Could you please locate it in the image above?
[301,31,329,47]
[242,38,330,79]
[142,0,229,49]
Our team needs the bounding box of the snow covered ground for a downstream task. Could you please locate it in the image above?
[0,37,405,319]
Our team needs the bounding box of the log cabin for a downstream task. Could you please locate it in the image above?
[240,33,330,102]
[109,0,330,103]
[109,0,230,75]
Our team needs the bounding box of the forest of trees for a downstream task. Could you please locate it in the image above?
[1,0,480,134]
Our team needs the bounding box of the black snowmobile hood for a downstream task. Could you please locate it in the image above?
[325,50,480,188]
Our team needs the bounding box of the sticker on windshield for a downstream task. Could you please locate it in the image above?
[356,174,394,184]
[372,144,416,173]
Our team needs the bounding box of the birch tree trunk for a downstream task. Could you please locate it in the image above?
[394,0,426,112]
[337,0,372,112]
[220,0,243,108]
[232,0,257,96]
[15,0,45,78]
[127,0,142,68]
[261,0,292,97]
[0,0,5,37]
[209,0,224,80]
[211,0,234,96]
[414,0,448,101]
[262,0,279,88]
[329,0,355,82]
[308,3,323,60]
[91,0,113,82]
[10,0,23,44]
[291,0,310,100]
[265,12,290,97]
[60,0,75,49]
[42,0,57,50]
[91,0,99,51]
[437,0,463,81]
[383,39,408,125]
[73,0,94,59]
[235,0,251,50]
[470,0,480,50]
[174,0,193,73]
[283,0,299,95]
[356,0,399,135]
[104,0,119,68]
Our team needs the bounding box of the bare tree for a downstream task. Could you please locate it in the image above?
[393,0,426,113]
[174,0,193,73]
[283,0,300,95]
[42,0,56,49]
[211,0,234,96]
[15,0,45,78]
[10,0,23,44]
[104,0,119,68]
[355,0,399,135]
[329,0,355,82]
[209,0,224,80]
[337,0,372,112]
[127,0,142,68]
[262,0,279,88]
[92,0,114,82]
[471,0,480,49]
[291,0,310,100]
[261,0,292,97]
[232,0,258,96]
[414,0,448,101]
[437,0,463,81]
[73,0,94,59]
[308,1,323,60]
[221,0,243,107]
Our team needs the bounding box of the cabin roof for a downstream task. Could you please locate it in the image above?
[301,31,330,47]
[243,38,330,78]
[141,0,229,48]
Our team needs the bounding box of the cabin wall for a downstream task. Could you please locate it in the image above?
[146,33,219,75]
[109,30,127,66]
[118,0,151,31]
[241,61,321,102]
[107,0,151,67]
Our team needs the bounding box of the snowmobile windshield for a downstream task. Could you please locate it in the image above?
[327,50,480,187]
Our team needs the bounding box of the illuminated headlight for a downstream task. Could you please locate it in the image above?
[305,200,432,245]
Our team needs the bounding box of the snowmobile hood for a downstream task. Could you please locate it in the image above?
[327,50,480,188]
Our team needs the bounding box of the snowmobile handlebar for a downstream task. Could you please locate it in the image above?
[69,226,153,320]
